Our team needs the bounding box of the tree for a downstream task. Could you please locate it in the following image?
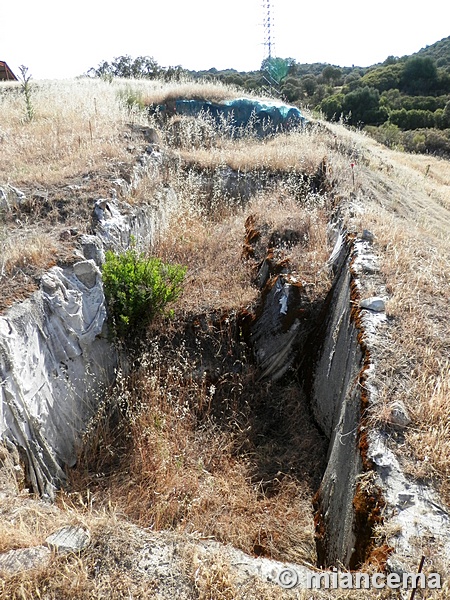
[301,74,318,97]
[383,56,399,66]
[342,86,387,126]
[88,55,163,80]
[322,65,342,85]
[400,57,438,95]
[319,94,344,121]
[261,57,294,84]
[361,63,402,92]
[343,72,362,92]
[389,108,435,130]
[281,78,302,103]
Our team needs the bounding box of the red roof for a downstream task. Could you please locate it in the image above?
[0,61,18,81]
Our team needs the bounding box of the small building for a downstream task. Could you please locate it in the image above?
[0,61,18,81]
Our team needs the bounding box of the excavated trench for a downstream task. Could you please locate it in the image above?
[112,166,382,570]
[0,147,387,576]
[237,212,381,570]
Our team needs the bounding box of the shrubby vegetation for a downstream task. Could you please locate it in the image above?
[87,54,185,82]
[102,246,186,341]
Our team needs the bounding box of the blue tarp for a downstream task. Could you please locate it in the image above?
[156,97,306,136]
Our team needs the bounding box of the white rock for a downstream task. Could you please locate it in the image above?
[389,401,412,428]
[45,525,90,554]
[361,229,375,242]
[73,260,99,289]
[360,296,385,312]
[0,546,51,574]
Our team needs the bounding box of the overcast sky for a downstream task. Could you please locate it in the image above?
[2,0,449,80]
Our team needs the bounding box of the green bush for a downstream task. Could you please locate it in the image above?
[361,63,403,93]
[389,108,436,130]
[342,86,387,126]
[319,93,344,121]
[102,247,186,340]
[117,87,146,112]
[365,123,404,150]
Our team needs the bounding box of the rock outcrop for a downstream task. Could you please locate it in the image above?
[0,151,178,498]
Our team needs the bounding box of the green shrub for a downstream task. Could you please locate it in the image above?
[102,246,186,340]
[342,86,387,126]
[117,87,146,112]
[319,93,344,121]
[18,65,34,122]
[365,123,404,150]
[389,108,436,130]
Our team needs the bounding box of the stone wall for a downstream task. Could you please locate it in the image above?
[0,152,177,498]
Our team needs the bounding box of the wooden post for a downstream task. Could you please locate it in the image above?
[410,555,425,600]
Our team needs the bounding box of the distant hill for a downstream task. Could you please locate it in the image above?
[415,36,450,71]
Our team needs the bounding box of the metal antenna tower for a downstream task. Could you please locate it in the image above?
[262,0,275,62]
[262,0,279,95]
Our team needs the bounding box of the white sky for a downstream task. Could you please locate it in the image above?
[1,0,449,80]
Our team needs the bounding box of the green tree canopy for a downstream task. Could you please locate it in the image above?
[322,65,342,84]
[361,63,403,92]
[400,57,438,95]
[342,86,387,125]
[88,55,184,80]
[319,94,344,121]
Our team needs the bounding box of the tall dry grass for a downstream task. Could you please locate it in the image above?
[326,123,450,503]
[0,76,245,186]
[1,79,129,185]
[174,125,326,174]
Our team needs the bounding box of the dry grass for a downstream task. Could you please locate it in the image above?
[154,192,331,316]
[154,204,257,314]
[325,124,450,501]
[0,497,68,554]
[70,327,326,567]
[243,193,332,296]
[0,76,244,187]
[1,232,58,277]
[63,128,334,578]
[0,79,130,185]
[176,125,327,174]
[138,76,246,106]
[0,507,411,600]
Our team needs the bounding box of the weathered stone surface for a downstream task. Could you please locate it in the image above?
[0,546,51,574]
[79,234,105,266]
[94,188,178,253]
[389,400,412,428]
[369,431,450,563]
[45,525,90,553]
[250,276,307,381]
[309,241,364,567]
[0,151,178,498]
[361,229,375,242]
[73,259,99,289]
[360,296,385,312]
[0,265,117,497]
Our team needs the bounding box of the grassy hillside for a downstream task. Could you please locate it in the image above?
[0,76,449,598]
